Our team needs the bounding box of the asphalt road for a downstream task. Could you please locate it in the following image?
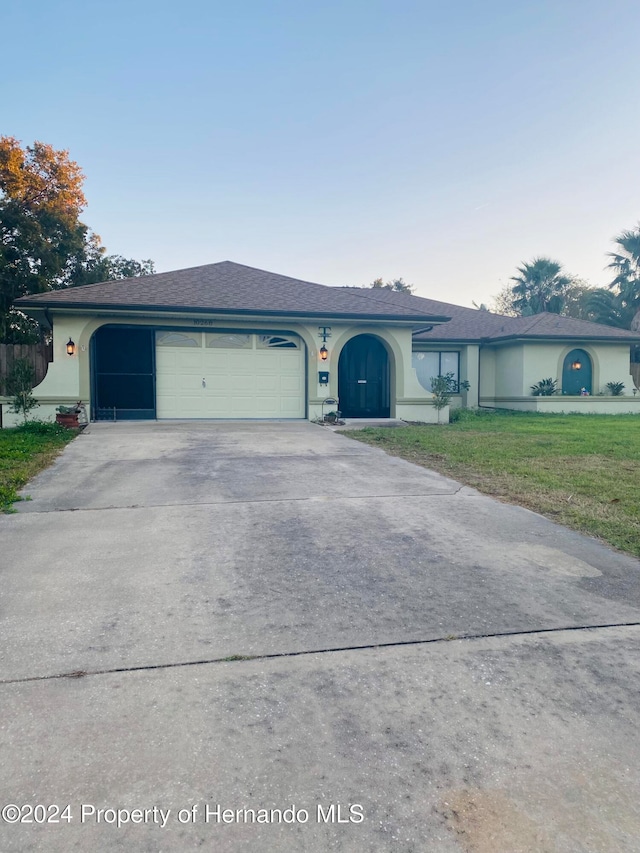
[1,421,640,852]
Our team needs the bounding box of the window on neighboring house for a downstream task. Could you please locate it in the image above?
[412,351,460,391]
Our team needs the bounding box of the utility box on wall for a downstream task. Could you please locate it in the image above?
[318,371,329,385]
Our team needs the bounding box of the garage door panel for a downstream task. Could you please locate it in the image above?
[206,375,233,392]
[156,333,305,418]
[159,350,202,370]
[229,396,257,415]
[233,375,258,392]
[258,375,280,392]
[207,397,232,416]
[156,394,203,417]
[280,399,304,417]
[279,374,303,392]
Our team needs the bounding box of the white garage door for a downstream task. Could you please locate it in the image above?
[155,331,305,419]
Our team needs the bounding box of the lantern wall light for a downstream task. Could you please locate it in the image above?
[66,338,76,356]
[571,360,582,370]
[320,345,328,361]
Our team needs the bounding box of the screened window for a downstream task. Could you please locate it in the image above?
[412,352,460,391]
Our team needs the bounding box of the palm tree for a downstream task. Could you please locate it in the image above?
[510,257,573,315]
[607,224,640,327]
[582,288,629,328]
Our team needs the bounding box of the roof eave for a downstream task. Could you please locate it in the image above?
[486,333,640,344]
[413,336,483,344]
[15,300,450,325]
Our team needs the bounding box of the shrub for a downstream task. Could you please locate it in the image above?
[430,373,471,414]
[6,358,39,422]
[605,381,625,396]
[14,420,69,437]
[531,378,558,396]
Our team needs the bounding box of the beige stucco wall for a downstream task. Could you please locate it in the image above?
[522,342,633,395]
[4,319,635,426]
[1,311,441,426]
[488,397,640,414]
[494,345,525,397]
[460,345,479,407]
[476,341,634,403]
[477,341,638,413]
[0,315,88,427]
[479,347,496,399]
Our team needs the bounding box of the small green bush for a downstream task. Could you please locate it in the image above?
[605,381,625,396]
[449,407,481,423]
[6,358,39,422]
[14,420,69,437]
[531,378,558,396]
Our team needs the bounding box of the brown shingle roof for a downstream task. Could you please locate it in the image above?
[15,261,450,323]
[16,262,640,341]
[343,289,640,343]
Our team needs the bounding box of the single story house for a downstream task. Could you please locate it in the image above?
[4,261,640,426]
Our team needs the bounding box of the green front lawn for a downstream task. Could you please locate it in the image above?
[343,410,640,558]
[0,421,77,511]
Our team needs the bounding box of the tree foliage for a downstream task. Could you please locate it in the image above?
[6,357,39,421]
[489,284,519,316]
[510,257,573,315]
[0,137,86,220]
[68,234,155,288]
[368,277,414,294]
[0,136,153,343]
[430,373,471,423]
[606,224,640,328]
[488,227,640,332]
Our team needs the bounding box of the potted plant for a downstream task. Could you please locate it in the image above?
[56,403,83,428]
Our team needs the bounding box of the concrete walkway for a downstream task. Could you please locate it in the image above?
[1,421,640,851]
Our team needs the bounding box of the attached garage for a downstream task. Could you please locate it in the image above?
[155,331,305,419]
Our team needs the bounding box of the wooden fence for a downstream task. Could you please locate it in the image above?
[0,343,53,395]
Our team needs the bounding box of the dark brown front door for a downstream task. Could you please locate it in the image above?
[338,335,390,418]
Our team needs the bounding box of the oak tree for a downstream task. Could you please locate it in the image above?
[0,136,153,342]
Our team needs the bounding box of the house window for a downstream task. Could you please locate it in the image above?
[205,333,252,349]
[412,352,460,391]
[156,331,201,347]
[256,335,299,349]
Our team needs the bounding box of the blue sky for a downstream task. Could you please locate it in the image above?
[4,0,640,306]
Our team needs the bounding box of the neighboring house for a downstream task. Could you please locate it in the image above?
[3,261,640,427]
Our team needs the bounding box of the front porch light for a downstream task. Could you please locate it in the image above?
[66,338,76,356]
[571,359,582,370]
[320,345,328,361]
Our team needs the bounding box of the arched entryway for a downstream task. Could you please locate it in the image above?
[562,348,592,395]
[338,334,390,418]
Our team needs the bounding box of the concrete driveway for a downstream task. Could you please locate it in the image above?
[2,421,640,852]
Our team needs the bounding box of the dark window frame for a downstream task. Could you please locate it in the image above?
[413,351,461,392]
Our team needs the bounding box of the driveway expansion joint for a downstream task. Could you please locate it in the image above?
[3,620,640,686]
[15,487,470,514]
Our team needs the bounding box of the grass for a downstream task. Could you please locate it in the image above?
[0,420,78,512]
[342,409,640,558]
